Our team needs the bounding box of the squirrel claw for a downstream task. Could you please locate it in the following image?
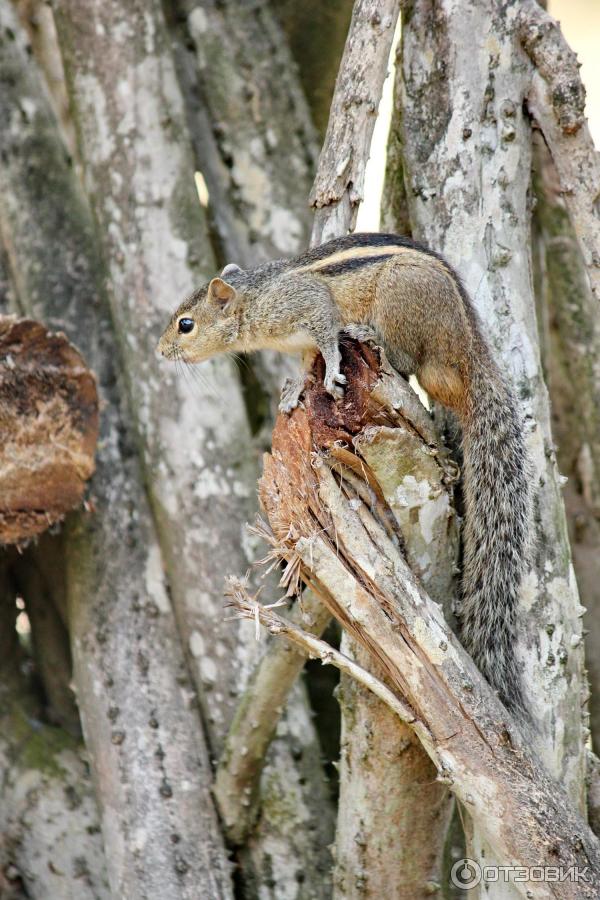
[324,371,346,398]
[279,397,299,414]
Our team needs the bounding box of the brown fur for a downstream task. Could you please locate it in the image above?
[417,363,467,412]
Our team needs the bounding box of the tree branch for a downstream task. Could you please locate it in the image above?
[519,0,600,305]
[225,577,418,729]
[310,0,399,242]
[213,584,331,844]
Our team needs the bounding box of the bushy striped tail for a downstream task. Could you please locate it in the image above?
[458,355,531,713]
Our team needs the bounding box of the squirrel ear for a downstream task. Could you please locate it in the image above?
[208,277,237,308]
[221,263,243,277]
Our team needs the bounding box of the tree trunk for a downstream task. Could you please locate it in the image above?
[532,134,600,753]
[385,2,590,891]
[51,0,259,741]
[394,0,587,794]
[0,4,233,895]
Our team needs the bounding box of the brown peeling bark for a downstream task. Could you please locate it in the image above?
[0,318,98,545]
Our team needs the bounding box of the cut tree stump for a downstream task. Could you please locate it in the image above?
[0,317,99,544]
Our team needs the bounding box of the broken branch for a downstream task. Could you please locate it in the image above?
[225,576,418,729]
[256,340,600,898]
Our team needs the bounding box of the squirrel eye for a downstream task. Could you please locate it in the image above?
[178,317,195,334]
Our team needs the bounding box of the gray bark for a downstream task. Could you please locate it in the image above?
[51,3,257,742]
[0,4,233,895]
[519,0,600,307]
[50,0,334,893]
[396,0,586,803]
[531,135,600,750]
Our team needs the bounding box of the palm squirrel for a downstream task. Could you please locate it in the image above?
[158,232,530,711]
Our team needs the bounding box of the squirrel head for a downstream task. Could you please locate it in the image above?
[157,265,244,363]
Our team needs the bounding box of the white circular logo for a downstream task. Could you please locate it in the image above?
[450,858,482,890]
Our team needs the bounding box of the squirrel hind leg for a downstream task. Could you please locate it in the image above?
[417,361,467,413]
